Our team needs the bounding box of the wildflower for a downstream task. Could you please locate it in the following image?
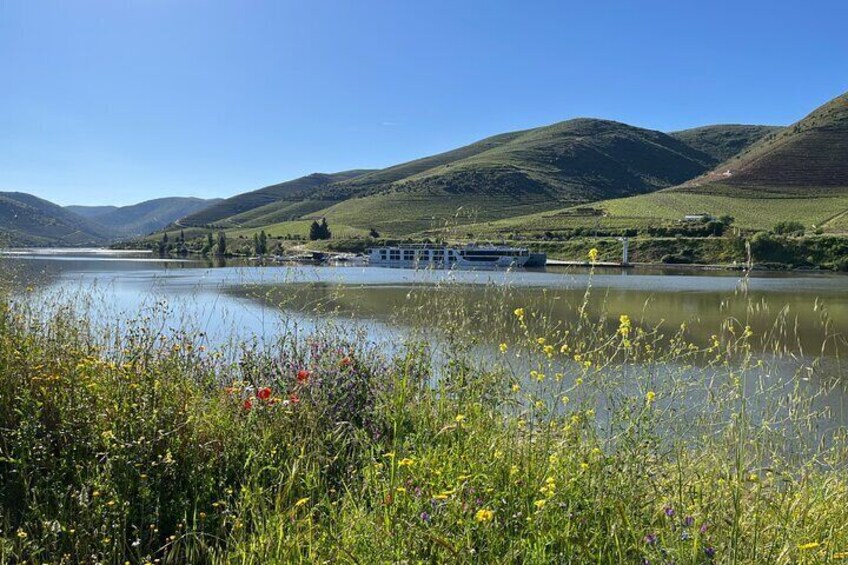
[499,343,508,353]
[536,337,546,345]
[296,369,310,383]
[396,486,406,494]
[257,387,272,401]
[513,307,525,318]
[420,511,430,522]
[289,394,300,404]
[294,497,309,508]
[534,499,547,510]
[646,391,656,404]
[398,458,416,467]
[588,248,599,263]
[494,450,504,459]
[644,533,657,545]
[511,383,521,393]
[340,356,352,368]
[475,509,494,523]
[798,542,821,550]
[664,506,675,517]
[455,414,466,423]
[243,398,253,410]
[383,452,396,459]
[705,546,716,558]
[619,314,631,337]
[580,462,589,471]
[16,530,27,539]
[683,516,694,527]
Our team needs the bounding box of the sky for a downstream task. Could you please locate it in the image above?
[1,0,846,206]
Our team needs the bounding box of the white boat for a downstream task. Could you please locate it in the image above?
[368,244,546,269]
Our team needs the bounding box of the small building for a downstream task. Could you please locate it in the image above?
[683,213,713,222]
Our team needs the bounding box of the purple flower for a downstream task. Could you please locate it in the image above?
[705,546,715,558]
[420,511,430,522]
[664,506,675,517]
[645,533,657,545]
[700,523,709,534]
[683,516,694,527]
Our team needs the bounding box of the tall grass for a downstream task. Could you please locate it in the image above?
[1,262,847,564]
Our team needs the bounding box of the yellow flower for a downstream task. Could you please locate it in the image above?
[580,462,589,471]
[383,451,396,459]
[513,308,525,318]
[534,499,547,510]
[294,497,309,507]
[395,487,407,494]
[455,414,466,423]
[499,343,508,353]
[475,508,494,523]
[588,248,599,263]
[543,344,554,357]
[798,542,821,550]
[511,383,521,393]
[398,457,415,467]
[645,391,656,404]
[16,530,27,539]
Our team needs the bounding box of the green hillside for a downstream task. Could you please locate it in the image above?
[68,197,220,237]
[669,124,781,163]
[0,192,109,246]
[179,118,739,238]
[472,92,848,237]
[179,170,373,228]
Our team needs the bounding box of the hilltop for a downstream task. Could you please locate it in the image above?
[470,91,848,237]
[183,119,732,237]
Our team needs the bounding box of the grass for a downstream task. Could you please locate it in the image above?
[1,263,848,563]
[467,189,848,235]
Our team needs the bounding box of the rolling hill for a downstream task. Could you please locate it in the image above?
[0,192,110,246]
[67,197,220,237]
[187,118,740,236]
[470,91,848,235]
[178,170,373,228]
[668,125,781,163]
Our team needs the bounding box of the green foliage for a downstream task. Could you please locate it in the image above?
[1,286,846,563]
[773,220,805,235]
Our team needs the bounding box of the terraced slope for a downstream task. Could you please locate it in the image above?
[312,119,720,234]
[0,192,109,246]
[684,92,848,193]
[476,92,848,235]
[669,125,781,163]
[179,170,373,228]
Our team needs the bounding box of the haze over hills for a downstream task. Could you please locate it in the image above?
[181,118,770,236]
[67,197,221,237]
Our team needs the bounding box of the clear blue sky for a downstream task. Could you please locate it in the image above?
[1,0,846,206]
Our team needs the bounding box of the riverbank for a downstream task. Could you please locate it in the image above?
[1,275,847,563]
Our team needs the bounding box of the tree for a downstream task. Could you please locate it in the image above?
[319,218,331,240]
[216,231,227,256]
[309,220,321,241]
[254,230,268,255]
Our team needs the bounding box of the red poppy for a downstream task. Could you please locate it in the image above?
[257,386,272,401]
[243,398,253,410]
[289,394,300,404]
[340,356,352,368]
[296,370,310,383]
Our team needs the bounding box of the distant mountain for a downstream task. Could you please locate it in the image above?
[179,170,373,228]
[68,197,221,237]
[669,125,781,164]
[0,192,109,246]
[192,119,729,235]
